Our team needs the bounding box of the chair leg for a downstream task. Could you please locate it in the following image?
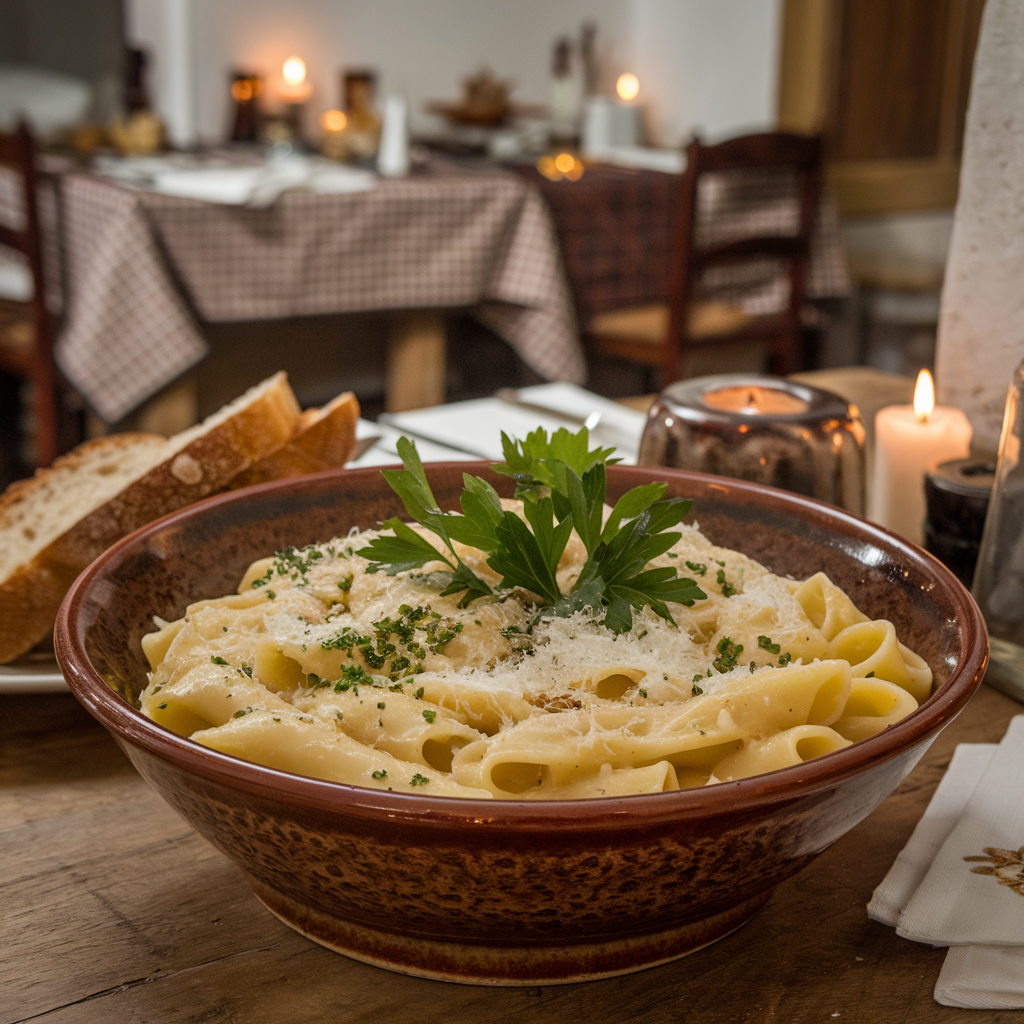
[32,369,59,468]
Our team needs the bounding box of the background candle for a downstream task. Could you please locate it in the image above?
[868,370,972,545]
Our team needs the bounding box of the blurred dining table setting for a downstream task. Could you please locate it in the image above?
[37,151,585,426]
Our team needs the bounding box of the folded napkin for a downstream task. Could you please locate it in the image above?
[380,383,646,464]
[867,742,996,929]
[897,716,1024,946]
[936,945,1024,1010]
[149,158,376,207]
[868,715,1024,1009]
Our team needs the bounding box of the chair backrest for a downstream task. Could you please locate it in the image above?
[663,131,822,384]
[0,120,58,466]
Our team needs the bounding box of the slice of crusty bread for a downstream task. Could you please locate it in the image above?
[0,372,301,663]
[227,391,360,490]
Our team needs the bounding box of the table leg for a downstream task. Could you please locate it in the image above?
[386,311,446,412]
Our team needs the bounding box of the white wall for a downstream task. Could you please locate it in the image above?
[127,0,781,148]
[632,0,782,147]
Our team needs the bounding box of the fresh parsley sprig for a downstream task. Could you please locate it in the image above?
[357,427,707,632]
[355,438,493,607]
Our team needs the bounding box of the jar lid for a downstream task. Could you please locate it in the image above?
[926,457,996,499]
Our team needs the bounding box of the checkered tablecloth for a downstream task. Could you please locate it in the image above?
[54,164,583,423]
[513,164,850,323]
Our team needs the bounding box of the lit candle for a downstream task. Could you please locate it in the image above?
[702,384,809,415]
[868,370,973,545]
[536,151,584,181]
[279,56,313,104]
[638,374,866,514]
[320,108,348,160]
[616,73,640,102]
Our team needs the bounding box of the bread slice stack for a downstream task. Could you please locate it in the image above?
[227,391,359,490]
[0,373,361,664]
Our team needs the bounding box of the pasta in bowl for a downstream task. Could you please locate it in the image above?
[55,449,987,985]
[138,508,930,799]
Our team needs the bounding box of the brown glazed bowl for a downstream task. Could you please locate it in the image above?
[55,464,988,986]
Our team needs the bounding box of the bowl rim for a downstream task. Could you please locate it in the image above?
[55,463,989,828]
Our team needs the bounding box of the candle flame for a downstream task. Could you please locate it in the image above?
[282,57,307,86]
[321,109,347,132]
[913,369,935,422]
[537,153,584,181]
[616,73,640,101]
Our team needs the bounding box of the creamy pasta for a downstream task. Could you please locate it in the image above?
[140,503,932,800]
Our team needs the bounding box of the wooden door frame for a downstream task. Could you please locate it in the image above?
[777,0,983,216]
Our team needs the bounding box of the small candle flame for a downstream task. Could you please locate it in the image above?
[282,57,307,86]
[321,109,347,132]
[537,153,584,181]
[913,369,935,422]
[231,79,255,102]
[616,73,640,101]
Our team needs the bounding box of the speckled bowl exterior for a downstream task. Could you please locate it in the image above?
[54,465,988,985]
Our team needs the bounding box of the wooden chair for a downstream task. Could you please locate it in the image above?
[585,132,823,390]
[0,120,59,467]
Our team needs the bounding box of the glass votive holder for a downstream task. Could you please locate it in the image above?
[971,359,1024,702]
[638,374,866,514]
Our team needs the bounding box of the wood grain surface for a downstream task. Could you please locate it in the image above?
[3,683,1022,1024]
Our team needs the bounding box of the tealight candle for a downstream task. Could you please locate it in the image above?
[638,374,866,514]
[702,385,809,416]
[868,370,973,545]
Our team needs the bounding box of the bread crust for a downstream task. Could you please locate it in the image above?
[228,391,359,489]
[0,373,301,663]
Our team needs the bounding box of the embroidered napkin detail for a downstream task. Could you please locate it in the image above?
[867,743,996,928]
[897,715,1024,946]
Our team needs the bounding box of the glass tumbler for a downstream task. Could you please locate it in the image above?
[971,358,1024,702]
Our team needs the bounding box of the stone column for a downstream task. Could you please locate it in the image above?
[935,0,1024,453]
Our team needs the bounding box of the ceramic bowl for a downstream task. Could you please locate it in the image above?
[55,464,988,986]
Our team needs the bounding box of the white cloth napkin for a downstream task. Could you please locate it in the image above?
[936,945,1024,1010]
[868,715,1024,1009]
[380,383,646,464]
[150,158,376,207]
[898,716,1024,946]
[868,742,996,928]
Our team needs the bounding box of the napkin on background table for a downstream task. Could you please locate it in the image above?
[868,715,1024,1009]
[150,158,376,206]
[95,155,376,206]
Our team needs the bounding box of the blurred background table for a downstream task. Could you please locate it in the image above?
[53,159,584,426]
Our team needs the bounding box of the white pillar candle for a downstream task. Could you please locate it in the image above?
[869,371,972,545]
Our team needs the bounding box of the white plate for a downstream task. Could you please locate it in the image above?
[0,659,68,694]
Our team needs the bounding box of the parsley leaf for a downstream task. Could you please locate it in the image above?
[362,427,707,633]
[358,437,493,604]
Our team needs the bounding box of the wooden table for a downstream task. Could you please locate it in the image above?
[3,682,1021,1023]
